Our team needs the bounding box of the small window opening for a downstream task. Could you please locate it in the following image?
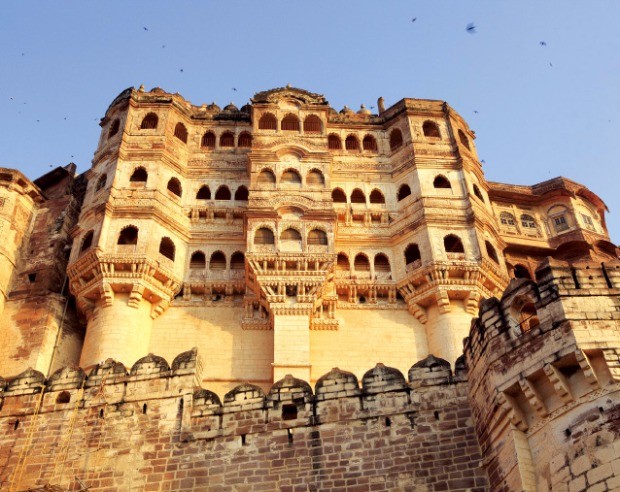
[174,123,188,143]
[231,252,245,269]
[257,169,276,185]
[398,184,411,201]
[287,428,293,444]
[485,241,499,263]
[363,135,377,151]
[258,113,277,130]
[444,235,464,254]
[473,184,484,202]
[14,419,19,431]
[513,265,531,279]
[422,121,441,138]
[307,229,327,246]
[234,186,249,201]
[215,186,231,200]
[281,114,300,132]
[369,189,385,204]
[118,226,138,245]
[95,174,107,192]
[358,296,366,304]
[254,228,274,245]
[345,135,360,152]
[28,273,37,283]
[190,251,206,269]
[159,237,175,261]
[303,115,322,133]
[405,244,421,265]
[238,132,252,148]
[167,178,182,197]
[140,113,158,130]
[99,409,104,419]
[328,134,341,150]
[281,170,302,186]
[81,231,94,253]
[385,417,391,427]
[130,167,148,183]
[220,132,234,147]
[282,404,298,420]
[433,176,451,189]
[306,170,325,187]
[351,188,366,204]
[241,434,247,446]
[142,403,148,414]
[56,391,71,404]
[201,131,216,149]
[210,251,226,270]
[108,119,120,138]
[196,185,211,200]
[332,188,347,203]
[458,129,470,150]
[390,129,403,151]
[434,411,440,420]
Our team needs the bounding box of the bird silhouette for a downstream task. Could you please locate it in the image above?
[549,62,553,67]
[180,68,184,72]
[412,17,417,23]
[466,23,476,34]
[540,41,547,46]
[143,27,148,31]
[162,45,166,48]
[474,110,479,114]
[232,88,237,92]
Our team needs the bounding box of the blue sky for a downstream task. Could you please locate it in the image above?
[1,2,618,240]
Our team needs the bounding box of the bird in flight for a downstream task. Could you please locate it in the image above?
[549,62,553,67]
[180,68,184,72]
[473,110,479,114]
[466,23,476,34]
[143,27,148,31]
[232,87,237,92]
[412,17,417,23]
[540,41,547,46]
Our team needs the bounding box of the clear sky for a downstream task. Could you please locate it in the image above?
[1,2,618,240]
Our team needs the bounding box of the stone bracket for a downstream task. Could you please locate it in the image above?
[543,364,573,404]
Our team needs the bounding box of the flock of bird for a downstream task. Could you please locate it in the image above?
[6,19,553,169]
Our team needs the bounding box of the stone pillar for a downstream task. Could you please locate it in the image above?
[425,300,472,365]
[80,293,154,370]
[272,314,311,382]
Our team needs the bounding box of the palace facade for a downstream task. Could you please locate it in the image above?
[0,86,618,491]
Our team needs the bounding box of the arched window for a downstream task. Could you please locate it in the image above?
[521,214,538,230]
[351,188,366,204]
[281,228,301,241]
[328,134,342,150]
[130,167,148,183]
[336,253,350,271]
[422,121,441,138]
[215,185,231,200]
[258,113,277,130]
[374,253,390,273]
[281,169,302,186]
[473,184,484,201]
[458,129,470,150]
[485,241,499,263]
[190,251,206,269]
[118,226,138,245]
[433,175,451,189]
[306,169,325,187]
[363,135,377,151]
[281,114,300,132]
[140,113,158,130]
[345,135,360,152]
[254,227,274,245]
[389,129,403,151]
[167,177,182,197]
[308,229,328,245]
[369,189,385,204]
[444,235,464,254]
[238,132,252,148]
[354,254,370,271]
[108,119,120,138]
[332,188,347,203]
[80,231,94,253]
[404,244,421,265]
[398,184,412,201]
[500,212,516,227]
[514,264,531,279]
[174,123,188,143]
[303,115,322,133]
[201,131,216,149]
[257,169,276,186]
[159,237,175,261]
[95,174,107,192]
[210,251,226,270]
[220,132,234,147]
[196,186,211,200]
[231,252,245,269]
[234,186,249,201]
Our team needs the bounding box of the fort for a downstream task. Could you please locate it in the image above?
[0,85,618,491]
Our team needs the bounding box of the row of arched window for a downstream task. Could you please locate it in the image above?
[258,113,322,133]
[328,129,403,153]
[499,212,540,232]
[336,252,392,274]
[189,251,245,270]
[257,168,325,187]
[253,227,328,246]
[126,167,249,201]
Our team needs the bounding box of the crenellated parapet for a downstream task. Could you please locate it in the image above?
[464,258,620,492]
[0,349,489,492]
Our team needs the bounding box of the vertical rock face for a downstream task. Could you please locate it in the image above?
[0,85,618,491]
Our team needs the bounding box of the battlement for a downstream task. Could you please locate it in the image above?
[463,258,620,492]
[0,349,490,492]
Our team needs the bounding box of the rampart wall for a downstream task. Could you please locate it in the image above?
[0,350,489,492]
